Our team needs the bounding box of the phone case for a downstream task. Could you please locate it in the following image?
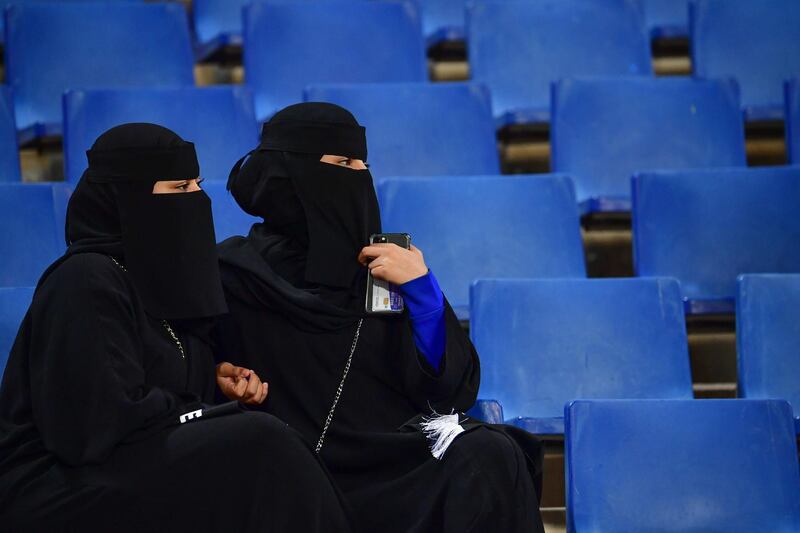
[365,233,411,314]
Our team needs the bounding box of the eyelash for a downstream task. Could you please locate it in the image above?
[178,178,204,190]
[338,159,370,169]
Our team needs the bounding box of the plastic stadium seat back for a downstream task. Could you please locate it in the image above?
[690,0,800,121]
[416,0,467,44]
[0,183,71,287]
[566,399,800,532]
[201,181,259,242]
[0,287,34,382]
[244,2,426,121]
[0,87,21,182]
[737,274,800,421]
[470,278,692,433]
[786,79,800,164]
[192,0,249,47]
[632,167,800,312]
[305,83,499,178]
[467,0,651,126]
[377,175,586,317]
[63,86,259,185]
[551,77,746,211]
[4,2,195,137]
[643,0,689,38]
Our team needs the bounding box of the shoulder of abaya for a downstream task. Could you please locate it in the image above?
[39,252,129,298]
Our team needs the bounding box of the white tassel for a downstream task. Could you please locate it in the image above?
[420,412,465,460]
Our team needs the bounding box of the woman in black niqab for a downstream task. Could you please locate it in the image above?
[0,123,352,532]
[216,104,545,532]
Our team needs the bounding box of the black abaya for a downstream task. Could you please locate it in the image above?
[0,252,352,532]
[216,234,545,533]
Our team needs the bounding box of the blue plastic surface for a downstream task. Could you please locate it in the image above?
[0,287,33,382]
[191,0,249,56]
[467,0,651,126]
[471,278,692,435]
[643,0,689,38]
[737,274,800,431]
[465,399,503,424]
[0,183,71,287]
[633,167,800,312]
[377,175,586,318]
[565,399,800,532]
[416,0,467,45]
[202,180,260,242]
[690,0,800,121]
[785,79,800,165]
[243,2,426,121]
[0,87,20,182]
[551,77,746,211]
[4,3,195,137]
[62,86,259,185]
[305,83,499,178]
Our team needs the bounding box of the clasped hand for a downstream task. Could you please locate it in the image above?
[358,243,428,285]
[216,362,268,405]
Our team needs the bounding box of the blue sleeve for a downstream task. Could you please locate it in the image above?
[399,270,446,371]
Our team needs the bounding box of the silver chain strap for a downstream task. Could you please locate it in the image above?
[315,318,363,454]
[108,256,185,359]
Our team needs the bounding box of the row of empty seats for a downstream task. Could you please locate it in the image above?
[4,77,800,211]
[0,0,797,142]
[3,167,799,312]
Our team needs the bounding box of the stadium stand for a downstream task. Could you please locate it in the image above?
[0,287,33,382]
[632,166,800,314]
[690,0,800,121]
[305,82,499,178]
[4,2,195,143]
[643,0,689,38]
[377,175,586,319]
[467,0,652,126]
[63,86,260,185]
[785,78,800,164]
[0,87,21,183]
[0,183,70,287]
[737,274,800,432]
[470,278,693,434]
[243,1,426,121]
[551,77,746,213]
[566,399,800,531]
[202,180,260,242]
[415,0,467,45]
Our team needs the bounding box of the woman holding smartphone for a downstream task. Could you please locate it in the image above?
[0,124,352,532]
[216,103,545,533]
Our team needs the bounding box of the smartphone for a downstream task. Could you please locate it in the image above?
[365,233,411,314]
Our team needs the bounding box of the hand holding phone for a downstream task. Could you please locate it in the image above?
[362,233,425,314]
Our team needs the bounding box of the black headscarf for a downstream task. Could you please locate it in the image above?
[60,123,227,321]
[221,103,381,318]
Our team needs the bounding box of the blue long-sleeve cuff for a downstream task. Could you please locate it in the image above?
[400,270,446,371]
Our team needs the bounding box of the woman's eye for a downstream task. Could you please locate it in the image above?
[338,159,351,166]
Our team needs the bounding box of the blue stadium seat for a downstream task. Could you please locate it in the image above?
[465,399,504,424]
[643,0,689,38]
[690,0,800,121]
[737,274,800,432]
[4,2,195,142]
[467,0,652,126]
[417,0,467,45]
[566,399,800,532]
[0,287,34,382]
[551,77,746,213]
[244,2,426,121]
[377,175,586,318]
[0,183,71,287]
[305,83,499,178]
[470,278,692,435]
[0,87,21,182]
[785,79,800,164]
[63,86,259,185]
[632,166,800,314]
[191,0,248,60]
[202,180,260,242]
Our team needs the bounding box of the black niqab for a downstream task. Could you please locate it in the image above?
[224,103,380,316]
[63,123,227,321]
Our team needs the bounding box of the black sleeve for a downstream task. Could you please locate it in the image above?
[28,257,193,466]
[401,299,480,414]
